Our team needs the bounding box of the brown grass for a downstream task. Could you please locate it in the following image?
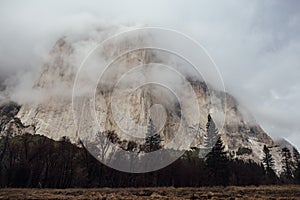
[0,185,300,200]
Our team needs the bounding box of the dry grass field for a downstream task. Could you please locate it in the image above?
[0,185,300,200]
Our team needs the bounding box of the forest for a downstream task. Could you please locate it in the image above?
[1,114,300,188]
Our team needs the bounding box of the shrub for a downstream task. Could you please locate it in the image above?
[237,147,252,155]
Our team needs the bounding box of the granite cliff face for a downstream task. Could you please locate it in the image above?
[0,27,288,172]
[0,101,34,138]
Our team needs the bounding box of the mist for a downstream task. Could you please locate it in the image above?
[0,0,299,149]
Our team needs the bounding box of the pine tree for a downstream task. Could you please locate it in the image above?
[204,114,218,150]
[281,147,293,180]
[205,132,229,186]
[262,145,275,174]
[293,147,300,183]
[144,118,162,153]
[262,145,277,184]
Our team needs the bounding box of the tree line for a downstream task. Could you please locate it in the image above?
[0,114,300,188]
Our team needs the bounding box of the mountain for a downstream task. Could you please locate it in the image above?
[0,26,296,174]
[0,101,34,137]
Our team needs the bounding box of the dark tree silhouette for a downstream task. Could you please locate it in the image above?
[144,118,162,153]
[281,147,293,181]
[204,114,229,185]
[205,136,229,186]
[262,145,277,184]
[263,145,275,174]
[203,114,218,150]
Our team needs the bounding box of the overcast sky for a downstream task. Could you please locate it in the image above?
[0,0,299,149]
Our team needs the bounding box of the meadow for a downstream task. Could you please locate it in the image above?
[1,185,300,199]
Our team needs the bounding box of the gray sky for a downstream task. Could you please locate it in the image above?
[0,0,299,149]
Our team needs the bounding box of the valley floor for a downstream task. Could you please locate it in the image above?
[0,185,300,199]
